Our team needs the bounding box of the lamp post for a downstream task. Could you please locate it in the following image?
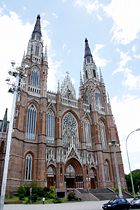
[126,128,140,198]
[109,140,123,198]
[0,62,26,210]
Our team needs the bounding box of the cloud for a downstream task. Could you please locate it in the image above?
[113,49,131,74]
[52,12,58,19]
[73,0,103,14]
[104,0,140,44]
[62,43,71,55]
[111,94,140,173]
[113,49,140,90]
[0,8,60,119]
[123,72,140,90]
[92,44,109,67]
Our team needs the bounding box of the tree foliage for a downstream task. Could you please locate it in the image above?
[125,169,140,194]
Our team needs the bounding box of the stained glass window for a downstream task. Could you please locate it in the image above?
[66,165,75,177]
[84,119,91,145]
[62,112,78,147]
[104,160,110,181]
[95,89,101,107]
[99,121,106,149]
[25,105,36,140]
[25,154,32,180]
[46,110,55,142]
[30,67,39,87]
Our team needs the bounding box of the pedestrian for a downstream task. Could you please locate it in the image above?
[42,197,45,204]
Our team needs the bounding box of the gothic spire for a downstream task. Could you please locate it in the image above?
[84,38,93,61]
[31,14,42,40]
[80,71,83,87]
[83,38,97,82]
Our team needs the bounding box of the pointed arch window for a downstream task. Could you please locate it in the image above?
[66,165,75,178]
[35,45,39,56]
[84,119,91,145]
[25,105,37,140]
[46,110,55,143]
[95,89,101,108]
[30,67,39,87]
[104,160,110,181]
[62,112,78,148]
[25,154,32,180]
[47,166,55,176]
[99,121,107,149]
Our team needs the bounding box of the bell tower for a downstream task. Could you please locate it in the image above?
[21,14,48,97]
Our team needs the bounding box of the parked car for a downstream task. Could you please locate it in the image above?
[102,197,130,210]
[130,197,140,209]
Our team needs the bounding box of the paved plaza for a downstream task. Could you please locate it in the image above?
[3,200,107,210]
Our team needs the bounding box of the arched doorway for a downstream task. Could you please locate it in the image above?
[47,166,56,187]
[90,167,98,189]
[65,158,83,189]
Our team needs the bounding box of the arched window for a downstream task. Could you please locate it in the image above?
[35,45,39,56]
[95,89,101,107]
[25,105,37,140]
[104,160,110,181]
[62,112,78,148]
[99,121,107,149]
[30,67,39,87]
[47,166,55,176]
[25,154,32,180]
[66,165,75,178]
[46,110,55,143]
[84,119,91,145]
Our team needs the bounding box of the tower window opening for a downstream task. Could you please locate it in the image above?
[93,69,96,77]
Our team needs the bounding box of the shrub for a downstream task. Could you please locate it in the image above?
[67,191,76,201]
[17,186,26,200]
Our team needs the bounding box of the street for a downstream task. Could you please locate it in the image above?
[3,200,107,210]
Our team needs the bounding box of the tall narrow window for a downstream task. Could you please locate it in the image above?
[84,119,91,145]
[104,160,110,181]
[25,154,32,180]
[30,67,39,87]
[95,89,101,107]
[46,110,55,143]
[35,45,39,56]
[99,121,106,149]
[25,105,37,140]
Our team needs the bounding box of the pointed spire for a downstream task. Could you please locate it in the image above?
[31,14,42,40]
[44,45,48,62]
[99,67,104,83]
[57,80,60,94]
[80,71,83,86]
[84,38,93,60]
[0,108,8,132]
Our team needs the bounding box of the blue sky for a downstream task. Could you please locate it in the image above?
[0,0,140,174]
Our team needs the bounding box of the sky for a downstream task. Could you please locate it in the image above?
[0,0,140,174]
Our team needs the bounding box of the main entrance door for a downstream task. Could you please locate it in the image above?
[65,158,83,189]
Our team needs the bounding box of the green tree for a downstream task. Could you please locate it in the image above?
[125,169,140,194]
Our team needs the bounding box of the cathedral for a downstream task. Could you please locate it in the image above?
[0,15,126,196]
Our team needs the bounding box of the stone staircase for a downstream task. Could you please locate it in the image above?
[74,189,99,201]
[75,188,132,201]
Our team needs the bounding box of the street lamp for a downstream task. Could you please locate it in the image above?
[0,62,26,210]
[109,140,123,198]
[126,128,140,198]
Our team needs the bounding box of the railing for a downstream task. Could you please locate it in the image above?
[47,92,56,103]
[83,103,90,112]
[61,97,78,108]
[28,85,41,94]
